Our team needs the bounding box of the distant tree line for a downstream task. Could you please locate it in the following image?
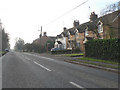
[14,38,54,53]
[14,38,25,51]
[1,28,10,51]
[23,40,54,53]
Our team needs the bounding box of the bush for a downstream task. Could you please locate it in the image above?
[85,38,119,62]
[72,47,82,53]
[51,49,72,54]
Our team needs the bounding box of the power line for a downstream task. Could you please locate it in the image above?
[44,0,89,26]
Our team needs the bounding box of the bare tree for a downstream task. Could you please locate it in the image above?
[14,38,25,51]
[100,1,119,16]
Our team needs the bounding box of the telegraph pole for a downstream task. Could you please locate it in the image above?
[39,26,42,39]
[38,26,42,53]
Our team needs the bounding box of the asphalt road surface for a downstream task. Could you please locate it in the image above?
[2,51,119,88]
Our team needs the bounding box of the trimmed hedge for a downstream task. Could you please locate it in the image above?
[85,38,119,62]
[51,49,72,54]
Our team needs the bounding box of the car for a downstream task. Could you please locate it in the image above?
[5,49,9,52]
[51,48,61,51]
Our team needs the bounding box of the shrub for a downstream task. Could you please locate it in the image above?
[72,47,82,53]
[51,49,72,54]
[85,38,119,62]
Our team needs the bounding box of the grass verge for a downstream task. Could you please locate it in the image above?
[78,57,119,65]
[63,53,83,57]
[71,60,119,69]
[0,51,6,56]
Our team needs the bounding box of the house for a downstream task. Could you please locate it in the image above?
[54,27,68,50]
[67,27,76,49]
[53,10,119,53]
[32,32,55,52]
[54,20,79,50]
[84,10,120,42]
[74,23,87,52]
[99,10,120,39]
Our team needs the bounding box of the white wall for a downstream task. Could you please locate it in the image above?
[54,37,67,49]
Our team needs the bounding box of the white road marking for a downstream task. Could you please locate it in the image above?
[24,53,55,61]
[70,82,84,88]
[34,61,51,71]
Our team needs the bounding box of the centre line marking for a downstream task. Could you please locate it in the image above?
[34,61,51,71]
[70,82,84,88]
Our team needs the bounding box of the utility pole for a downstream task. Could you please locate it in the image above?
[38,26,42,53]
[89,6,91,19]
[39,26,42,39]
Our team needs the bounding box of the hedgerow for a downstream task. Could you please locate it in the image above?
[85,38,119,62]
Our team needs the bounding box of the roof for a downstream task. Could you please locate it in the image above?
[57,35,62,38]
[67,27,76,35]
[62,30,68,37]
[86,20,99,31]
[57,41,62,44]
[99,10,120,29]
[48,36,56,40]
[77,23,87,33]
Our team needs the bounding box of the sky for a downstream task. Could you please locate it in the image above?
[0,0,119,49]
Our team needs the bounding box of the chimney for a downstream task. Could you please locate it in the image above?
[73,20,79,27]
[43,32,47,36]
[90,12,98,21]
[63,27,67,31]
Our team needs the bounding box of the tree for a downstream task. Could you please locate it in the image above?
[46,40,54,51]
[14,38,25,51]
[2,28,10,51]
[0,20,10,52]
[100,1,120,16]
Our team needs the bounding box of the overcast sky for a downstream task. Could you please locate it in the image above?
[0,0,119,49]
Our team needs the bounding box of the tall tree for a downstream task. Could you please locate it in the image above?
[2,28,9,51]
[14,38,25,51]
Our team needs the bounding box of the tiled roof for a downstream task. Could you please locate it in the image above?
[57,35,62,38]
[77,24,87,33]
[67,27,76,35]
[86,21,98,31]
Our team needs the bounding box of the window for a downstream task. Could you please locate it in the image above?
[75,32,79,38]
[98,21,103,33]
[85,28,88,36]
[67,32,70,39]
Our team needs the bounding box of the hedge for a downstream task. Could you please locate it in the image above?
[51,49,72,54]
[85,38,119,62]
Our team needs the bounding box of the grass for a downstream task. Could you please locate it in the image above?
[78,57,119,65]
[63,53,84,57]
[0,51,6,56]
[71,59,119,69]
[0,51,4,54]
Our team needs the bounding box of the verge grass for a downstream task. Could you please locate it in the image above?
[63,53,83,57]
[78,57,119,65]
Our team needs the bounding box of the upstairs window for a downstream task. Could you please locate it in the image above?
[98,21,103,33]
[85,28,88,36]
[75,30,79,38]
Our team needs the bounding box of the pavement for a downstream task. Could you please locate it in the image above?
[2,51,119,88]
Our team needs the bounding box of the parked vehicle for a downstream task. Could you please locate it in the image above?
[51,48,61,51]
[5,48,9,52]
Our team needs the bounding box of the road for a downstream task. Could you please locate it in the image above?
[2,51,119,88]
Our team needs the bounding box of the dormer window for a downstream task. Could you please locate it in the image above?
[85,27,88,36]
[67,31,70,39]
[97,21,103,33]
[75,29,79,38]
